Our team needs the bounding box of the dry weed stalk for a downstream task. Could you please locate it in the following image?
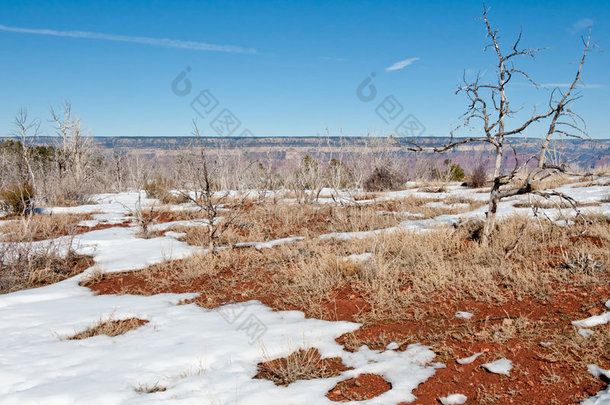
[67,317,148,340]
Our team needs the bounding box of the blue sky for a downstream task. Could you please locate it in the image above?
[1,0,608,138]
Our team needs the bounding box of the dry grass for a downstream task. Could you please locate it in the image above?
[82,208,609,401]
[254,347,346,386]
[88,213,608,323]
[0,213,92,242]
[77,193,609,403]
[67,317,148,340]
[372,196,486,219]
[168,202,401,247]
[1,242,94,294]
[135,382,167,394]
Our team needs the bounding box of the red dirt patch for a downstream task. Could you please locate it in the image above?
[82,254,610,404]
[326,373,391,402]
[74,221,131,233]
[323,283,371,322]
[570,235,605,247]
[337,289,610,404]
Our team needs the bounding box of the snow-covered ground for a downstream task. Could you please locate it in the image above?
[1,179,609,404]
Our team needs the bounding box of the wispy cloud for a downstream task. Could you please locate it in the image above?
[0,24,257,54]
[386,57,419,71]
[320,56,346,62]
[540,82,603,89]
[569,18,594,34]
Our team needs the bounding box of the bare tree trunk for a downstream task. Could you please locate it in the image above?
[482,140,504,244]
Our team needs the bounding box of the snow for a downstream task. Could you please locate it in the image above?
[343,252,374,263]
[1,192,443,403]
[578,328,595,339]
[149,219,211,232]
[386,342,399,350]
[336,343,438,404]
[481,358,513,376]
[164,231,187,239]
[588,364,610,381]
[583,366,610,405]
[3,180,610,403]
[455,311,474,319]
[0,283,363,404]
[456,352,482,365]
[539,341,554,347]
[425,201,470,210]
[77,219,100,227]
[439,393,468,404]
[73,227,200,274]
[234,236,305,250]
[572,312,610,328]
[583,389,610,405]
[0,279,440,404]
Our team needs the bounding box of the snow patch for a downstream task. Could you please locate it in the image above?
[439,393,468,405]
[234,236,305,250]
[386,342,399,351]
[455,311,474,319]
[578,328,595,339]
[456,352,482,365]
[343,252,374,263]
[481,358,512,376]
[572,312,610,328]
[588,364,610,381]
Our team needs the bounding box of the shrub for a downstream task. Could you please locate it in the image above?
[468,163,488,188]
[144,176,180,204]
[328,158,354,189]
[0,182,35,215]
[449,164,465,182]
[363,167,405,192]
[431,160,465,182]
[0,242,94,294]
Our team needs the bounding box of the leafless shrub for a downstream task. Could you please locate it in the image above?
[363,166,405,192]
[0,241,94,294]
[468,163,488,188]
[49,101,99,204]
[560,252,601,275]
[288,154,326,203]
[0,182,35,215]
[143,175,186,205]
[174,121,252,252]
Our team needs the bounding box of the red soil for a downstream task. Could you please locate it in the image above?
[83,261,610,404]
[74,221,131,234]
[323,283,371,322]
[326,373,392,402]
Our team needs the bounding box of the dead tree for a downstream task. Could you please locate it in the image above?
[404,7,595,245]
[177,121,248,253]
[50,101,96,202]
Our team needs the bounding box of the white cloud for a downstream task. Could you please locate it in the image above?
[541,83,603,89]
[0,24,257,54]
[570,18,594,34]
[386,57,420,71]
